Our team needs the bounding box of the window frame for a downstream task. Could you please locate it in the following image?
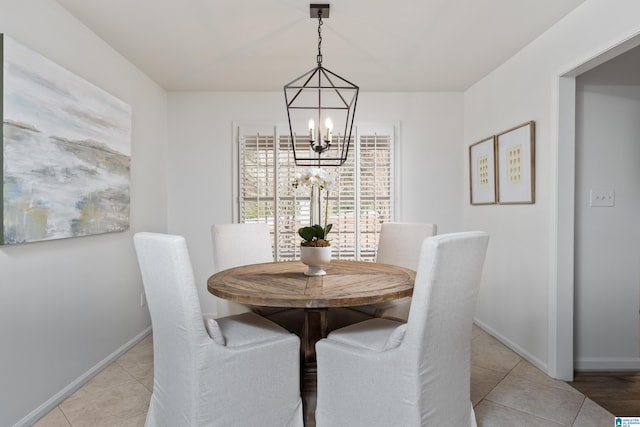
[233,122,400,261]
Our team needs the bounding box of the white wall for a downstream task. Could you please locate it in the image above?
[0,2,168,426]
[167,91,464,316]
[574,46,640,370]
[463,0,640,378]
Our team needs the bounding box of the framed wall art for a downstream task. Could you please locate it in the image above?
[1,34,132,245]
[469,136,496,205]
[496,121,535,204]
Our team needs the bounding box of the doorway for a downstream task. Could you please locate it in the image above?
[574,46,640,371]
[555,35,640,380]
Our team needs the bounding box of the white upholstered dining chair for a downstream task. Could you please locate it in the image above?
[315,231,489,427]
[134,232,303,427]
[211,223,304,333]
[351,222,437,321]
[211,223,274,315]
[211,223,273,274]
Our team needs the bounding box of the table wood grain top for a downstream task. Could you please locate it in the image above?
[207,260,415,308]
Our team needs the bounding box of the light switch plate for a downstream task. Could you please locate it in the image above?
[590,189,615,207]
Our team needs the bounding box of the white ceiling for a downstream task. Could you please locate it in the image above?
[55,0,587,92]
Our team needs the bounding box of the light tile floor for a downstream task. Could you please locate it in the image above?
[34,325,613,426]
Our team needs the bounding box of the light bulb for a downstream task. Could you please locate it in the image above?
[308,119,315,141]
[325,118,333,143]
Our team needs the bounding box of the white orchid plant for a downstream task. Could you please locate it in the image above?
[292,167,334,247]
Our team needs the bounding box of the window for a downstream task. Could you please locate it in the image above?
[236,124,396,262]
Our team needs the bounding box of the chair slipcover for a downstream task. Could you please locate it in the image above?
[316,231,489,427]
[351,222,437,320]
[211,223,273,273]
[134,232,303,427]
[211,223,274,315]
[211,223,304,332]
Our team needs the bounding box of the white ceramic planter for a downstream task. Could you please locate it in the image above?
[300,246,332,276]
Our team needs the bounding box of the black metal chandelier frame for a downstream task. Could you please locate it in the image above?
[284,4,359,167]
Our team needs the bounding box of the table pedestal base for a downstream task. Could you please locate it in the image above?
[300,308,328,427]
[302,363,318,426]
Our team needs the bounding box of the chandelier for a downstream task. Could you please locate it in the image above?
[284,4,359,167]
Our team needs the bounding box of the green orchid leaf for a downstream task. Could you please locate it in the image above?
[325,224,333,235]
[313,224,325,239]
[298,227,317,242]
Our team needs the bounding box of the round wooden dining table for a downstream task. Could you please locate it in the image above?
[207,259,415,426]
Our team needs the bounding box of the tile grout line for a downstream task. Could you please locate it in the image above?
[473,356,523,410]
[568,397,587,427]
[57,405,73,427]
[480,400,567,426]
[115,358,153,393]
[471,330,522,409]
[482,360,588,426]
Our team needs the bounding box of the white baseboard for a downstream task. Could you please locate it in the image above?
[575,357,640,371]
[13,327,152,427]
[473,317,549,374]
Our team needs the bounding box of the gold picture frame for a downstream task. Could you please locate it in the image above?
[469,136,497,205]
[496,121,535,204]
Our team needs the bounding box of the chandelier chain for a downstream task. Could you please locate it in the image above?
[316,11,323,66]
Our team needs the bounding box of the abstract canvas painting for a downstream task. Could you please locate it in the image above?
[1,34,132,244]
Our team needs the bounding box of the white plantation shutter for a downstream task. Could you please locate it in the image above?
[275,133,307,261]
[239,132,276,226]
[359,133,394,260]
[330,145,357,259]
[237,124,395,262]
